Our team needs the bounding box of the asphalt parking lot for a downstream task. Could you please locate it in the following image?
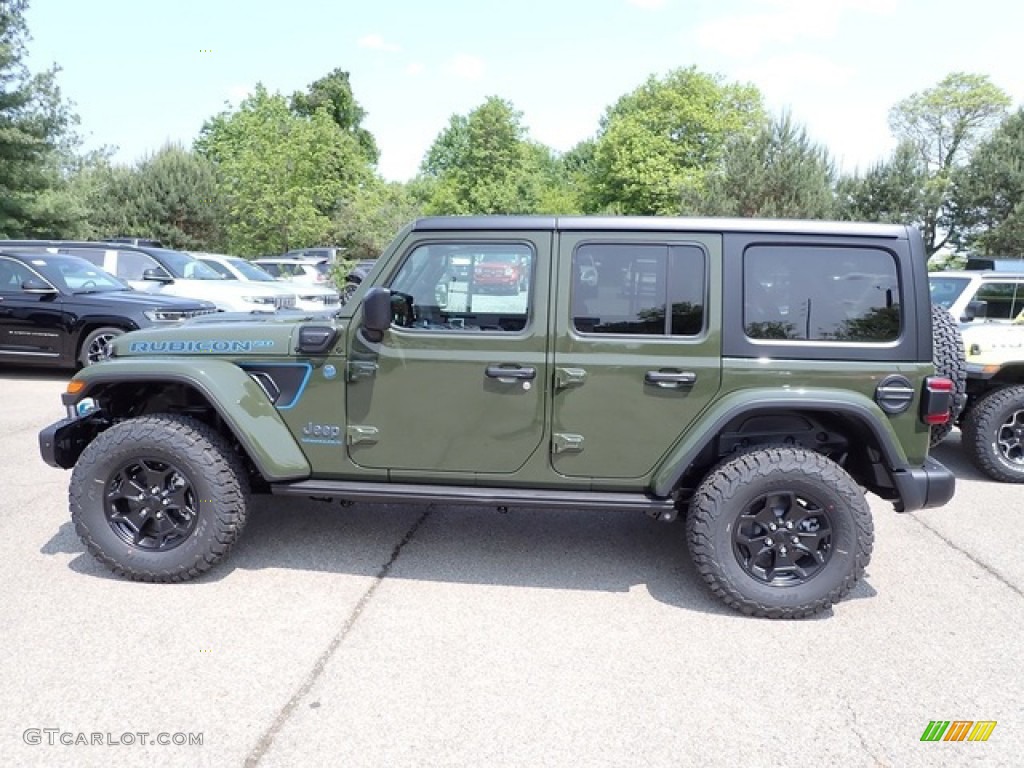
[1,367,1021,768]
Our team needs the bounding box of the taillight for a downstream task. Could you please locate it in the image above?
[921,376,954,425]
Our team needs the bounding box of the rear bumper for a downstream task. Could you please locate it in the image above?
[890,456,956,512]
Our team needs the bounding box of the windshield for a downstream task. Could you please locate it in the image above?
[228,257,276,282]
[27,254,131,293]
[156,249,227,280]
[929,276,970,309]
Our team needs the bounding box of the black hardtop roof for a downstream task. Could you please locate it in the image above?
[411,216,910,238]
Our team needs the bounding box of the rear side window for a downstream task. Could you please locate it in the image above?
[572,243,706,336]
[744,245,900,342]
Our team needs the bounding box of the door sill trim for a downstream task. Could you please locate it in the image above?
[270,479,674,511]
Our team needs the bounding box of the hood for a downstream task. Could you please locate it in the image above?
[108,318,308,359]
[69,289,216,310]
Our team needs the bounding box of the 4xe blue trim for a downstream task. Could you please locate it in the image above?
[239,362,312,410]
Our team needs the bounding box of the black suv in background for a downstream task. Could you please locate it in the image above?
[0,248,216,368]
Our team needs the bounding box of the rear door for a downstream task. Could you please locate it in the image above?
[550,232,723,480]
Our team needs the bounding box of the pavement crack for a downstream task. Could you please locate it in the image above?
[844,697,890,767]
[243,506,432,768]
[910,513,1023,600]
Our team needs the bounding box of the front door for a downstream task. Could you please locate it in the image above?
[551,233,723,480]
[0,256,67,362]
[345,233,551,475]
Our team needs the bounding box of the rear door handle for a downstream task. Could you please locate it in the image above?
[645,370,697,388]
[485,365,536,381]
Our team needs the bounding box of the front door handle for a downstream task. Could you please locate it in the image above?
[645,370,697,388]
[485,365,536,381]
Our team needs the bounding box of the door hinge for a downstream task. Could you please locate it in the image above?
[552,433,585,454]
[346,360,378,381]
[346,425,380,445]
[554,367,587,390]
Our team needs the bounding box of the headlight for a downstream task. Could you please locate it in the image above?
[243,296,277,305]
[145,309,185,322]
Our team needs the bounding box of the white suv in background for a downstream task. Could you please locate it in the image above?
[254,256,333,286]
[62,244,297,313]
[195,253,340,312]
[929,269,1024,326]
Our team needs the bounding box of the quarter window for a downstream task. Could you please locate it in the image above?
[387,242,533,332]
[572,243,706,336]
[743,245,901,342]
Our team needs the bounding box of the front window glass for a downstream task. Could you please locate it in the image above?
[228,258,276,281]
[388,242,533,332]
[928,277,970,310]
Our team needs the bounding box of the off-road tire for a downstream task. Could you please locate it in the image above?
[961,385,1024,483]
[69,414,249,581]
[930,304,966,447]
[78,326,124,368]
[686,446,874,619]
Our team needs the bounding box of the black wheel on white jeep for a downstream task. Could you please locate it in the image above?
[686,446,874,618]
[961,385,1024,483]
[930,304,966,447]
[69,414,249,580]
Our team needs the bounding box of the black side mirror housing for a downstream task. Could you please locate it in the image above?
[962,300,987,322]
[22,278,58,294]
[142,267,173,283]
[361,287,392,342]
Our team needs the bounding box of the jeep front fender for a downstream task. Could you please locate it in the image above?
[63,358,311,482]
[651,388,912,497]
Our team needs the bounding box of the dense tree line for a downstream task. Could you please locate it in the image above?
[2,1,1021,262]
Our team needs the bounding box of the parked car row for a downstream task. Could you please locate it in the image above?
[0,239,344,369]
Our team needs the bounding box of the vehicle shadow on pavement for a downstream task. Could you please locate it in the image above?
[41,498,876,618]
[929,430,987,483]
[0,367,72,382]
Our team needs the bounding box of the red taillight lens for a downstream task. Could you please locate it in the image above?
[921,376,954,425]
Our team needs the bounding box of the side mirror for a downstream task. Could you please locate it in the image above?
[142,267,173,283]
[22,278,58,295]
[361,287,392,342]
[962,300,987,322]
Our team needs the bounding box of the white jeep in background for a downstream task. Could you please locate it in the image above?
[194,252,340,312]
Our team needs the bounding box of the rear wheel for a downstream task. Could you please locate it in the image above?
[930,304,966,446]
[686,447,873,618]
[961,385,1024,482]
[70,414,249,581]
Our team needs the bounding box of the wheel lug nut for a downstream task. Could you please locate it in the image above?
[780,546,787,555]
[785,521,794,529]
[792,536,799,545]
[162,499,169,505]
[155,512,163,519]
[765,537,774,547]
[769,523,777,531]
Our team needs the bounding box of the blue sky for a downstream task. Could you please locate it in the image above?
[24,0,1024,182]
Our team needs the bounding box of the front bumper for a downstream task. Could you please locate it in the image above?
[38,411,107,469]
[890,456,956,512]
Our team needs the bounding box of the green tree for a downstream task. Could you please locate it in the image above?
[290,68,378,164]
[952,109,1024,256]
[420,96,554,215]
[0,0,82,237]
[694,111,835,219]
[835,141,931,225]
[196,85,372,255]
[332,178,429,259]
[587,67,766,215]
[887,72,1011,254]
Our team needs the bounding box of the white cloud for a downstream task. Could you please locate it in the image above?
[736,53,855,100]
[697,0,896,57]
[405,62,425,76]
[357,33,401,53]
[446,54,485,81]
[626,0,668,9]
[226,84,251,104]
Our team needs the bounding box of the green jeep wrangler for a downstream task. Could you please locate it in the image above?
[39,217,956,618]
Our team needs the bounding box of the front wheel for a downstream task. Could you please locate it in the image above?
[79,326,124,367]
[69,414,249,581]
[961,385,1024,482]
[686,447,874,618]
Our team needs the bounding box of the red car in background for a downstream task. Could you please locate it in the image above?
[472,253,527,294]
